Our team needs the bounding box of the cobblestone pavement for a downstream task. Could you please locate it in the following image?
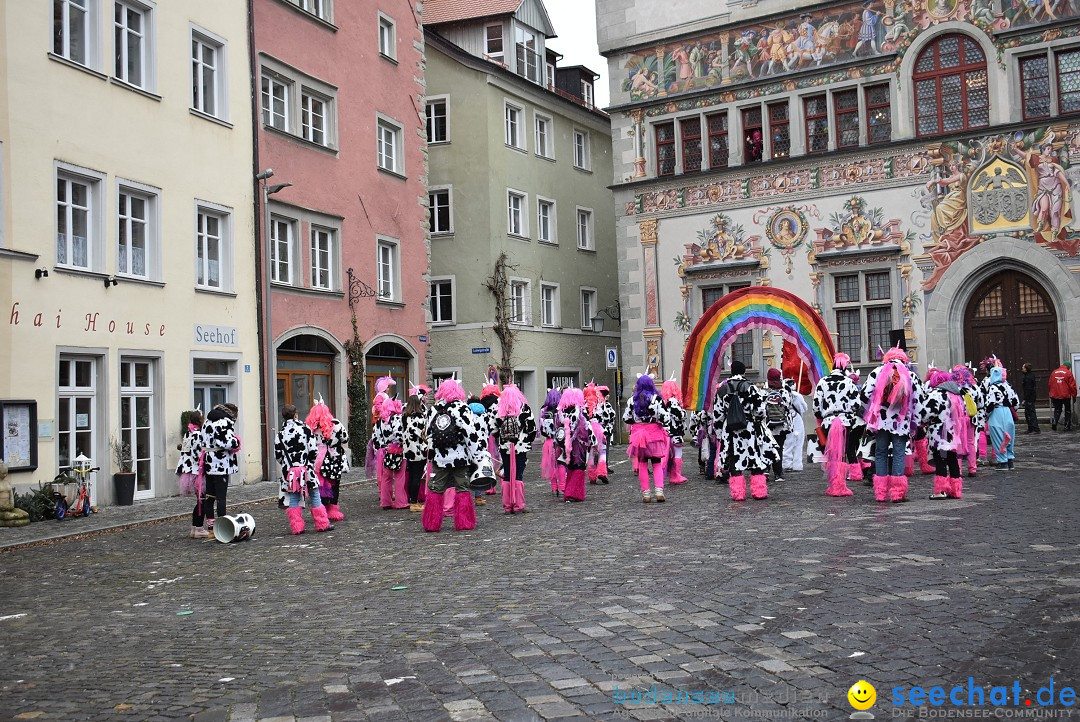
[1,434,1078,721]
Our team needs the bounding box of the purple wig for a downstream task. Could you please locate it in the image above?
[632,375,658,418]
[542,387,562,415]
[951,364,975,388]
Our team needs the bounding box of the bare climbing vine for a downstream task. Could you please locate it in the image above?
[484,252,517,384]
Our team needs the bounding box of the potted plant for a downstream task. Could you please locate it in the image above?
[111,436,136,506]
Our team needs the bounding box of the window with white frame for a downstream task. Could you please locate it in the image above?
[832,270,894,365]
[58,356,99,478]
[119,357,155,496]
[294,0,330,21]
[310,225,334,290]
[537,198,555,243]
[377,117,403,173]
[270,215,295,284]
[117,184,158,280]
[260,61,338,148]
[541,283,560,327]
[515,25,541,84]
[580,288,596,329]
[573,129,590,169]
[56,167,102,271]
[261,73,290,131]
[301,90,328,145]
[376,239,398,301]
[114,1,152,89]
[507,190,526,237]
[505,103,524,149]
[534,113,552,158]
[430,277,454,324]
[545,61,555,88]
[485,23,504,61]
[510,279,530,324]
[195,204,231,291]
[191,28,225,119]
[576,207,593,250]
[378,15,396,59]
[429,187,452,234]
[426,97,448,143]
[54,0,96,67]
[581,80,594,107]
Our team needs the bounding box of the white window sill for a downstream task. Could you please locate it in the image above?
[508,233,530,242]
[377,166,407,181]
[0,248,40,261]
[271,284,345,299]
[505,144,527,154]
[377,299,405,309]
[379,53,398,65]
[264,124,339,155]
[54,266,108,280]
[431,231,455,238]
[535,154,556,163]
[271,0,339,30]
[109,77,161,101]
[573,165,593,174]
[115,274,165,288]
[47,53,107,80]
[538,239,558,247]
[431,321,455,327]
[577,246,596,254]
[195,286,236,297]
[189,108,233,128]
[428,140,450,147]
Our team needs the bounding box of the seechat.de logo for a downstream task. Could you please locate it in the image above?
[848,680,877,719]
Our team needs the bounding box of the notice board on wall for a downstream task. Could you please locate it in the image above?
[1,400,38,472]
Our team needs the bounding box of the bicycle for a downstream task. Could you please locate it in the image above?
[51,465,98,519]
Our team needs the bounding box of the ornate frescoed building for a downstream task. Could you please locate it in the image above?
[596,0,1080,401]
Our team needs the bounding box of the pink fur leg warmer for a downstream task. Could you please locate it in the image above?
[422,492,444,532]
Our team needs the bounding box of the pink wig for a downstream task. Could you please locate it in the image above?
[583,383,602,415]
[497,384,527,418]
[559,387,585,411]
[379,398,403,422]
[305,403,335,440]
[864,361,913,431]
[927,370,951,388]
[882,347,909,365]
[435,378,466,403]
[951,365,975,387]
[375,376,396,396]
[660,379,682,404]
[481,383,501,398]
[833,352,851,371]
[409,383,431,396]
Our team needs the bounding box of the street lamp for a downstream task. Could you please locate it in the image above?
[590,299,621,333]
[258,168,292,481]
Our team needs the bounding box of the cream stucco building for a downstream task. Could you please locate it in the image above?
[0,1,263,503]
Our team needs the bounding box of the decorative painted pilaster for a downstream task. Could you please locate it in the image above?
[630,109,647,179]
[719,32,732,85]
[639,218,663,375]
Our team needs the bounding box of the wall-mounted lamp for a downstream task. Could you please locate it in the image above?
[103,277,118,288]
[35,268,49,279]
[590,300,622,333]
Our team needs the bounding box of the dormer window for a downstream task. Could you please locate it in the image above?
[515,26,540,84]
[581,80,593,107]
[485,24,503,62]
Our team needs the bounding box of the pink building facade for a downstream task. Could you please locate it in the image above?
[251,0,429,445]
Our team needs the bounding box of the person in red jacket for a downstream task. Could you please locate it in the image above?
[1049,361,1078,431]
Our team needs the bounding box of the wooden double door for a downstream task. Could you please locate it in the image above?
[963,270,1058,402]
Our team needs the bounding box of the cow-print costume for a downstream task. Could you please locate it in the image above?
[812,369,862,427]
[859,361,925,436]
[594,399,617,441]
[402,411,430,463]
[555,408,597,470]
[318,417,350,481]
[539,407,559,440]
[710,375,778,473]
[175,424,203,476]
[984,377,1020,410]
[661,397,686,444]
[275,418,317,493]
[922,384,967,453]
[201,413,240,476]
[622,393,670,427]
[373,411,405,457]
[426,399,485,468]
[494,403,538,454]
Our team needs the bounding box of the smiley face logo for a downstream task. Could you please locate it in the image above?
[848,680,877,710]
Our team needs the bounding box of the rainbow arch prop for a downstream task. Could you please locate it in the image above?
[681,286,836,410]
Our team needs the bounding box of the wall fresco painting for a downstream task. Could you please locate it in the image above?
[620,0,1080,102]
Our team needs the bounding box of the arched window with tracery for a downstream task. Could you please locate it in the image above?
[913,34,989,137]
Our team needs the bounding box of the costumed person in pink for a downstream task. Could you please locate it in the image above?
[951,364,982,477]
[373,396,409,510]
[660,375,688,484]
[539,388,563,495]
[624,375,672,503]
[557,387,597,503]
[276,404,334,534]
[861,347,923,503]
[402,394,430,512]
[711,360,775,500]
[366,376,396,479]
[583,382,609,485]
[493,384,537,514]
[421,378,486,532]
[177,409,207,538]
[306,401,349,522]
[924,370,974,500]
[595,386,616,481]
[479,382,502,499]
[812,353,860,497]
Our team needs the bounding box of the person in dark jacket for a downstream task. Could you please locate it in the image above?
[1021,363,1040,434]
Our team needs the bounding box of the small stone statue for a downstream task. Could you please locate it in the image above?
[0,461,31,527]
